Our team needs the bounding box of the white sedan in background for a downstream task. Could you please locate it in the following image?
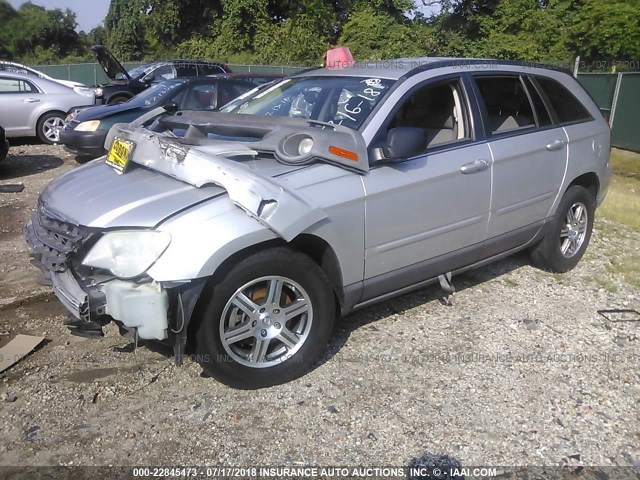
[0,61,85,88]
[0,72,95,144]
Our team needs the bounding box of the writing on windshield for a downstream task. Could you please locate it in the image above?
[221,76,394,130]
[131,81,182,107]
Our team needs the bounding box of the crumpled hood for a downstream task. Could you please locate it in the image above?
[40,160,225,228]
[40,155,311,230]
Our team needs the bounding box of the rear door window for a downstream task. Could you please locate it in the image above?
[534,76,593,124]
[0,77,37,93]
[474,76,536,134]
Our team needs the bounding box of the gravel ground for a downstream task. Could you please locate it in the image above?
[0,143,638,469]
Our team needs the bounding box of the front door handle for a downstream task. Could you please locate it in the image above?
[24,98,40,103]
[546,139,566,151]
[460,159,490,174]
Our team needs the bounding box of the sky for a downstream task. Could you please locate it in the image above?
[7,0,111,32]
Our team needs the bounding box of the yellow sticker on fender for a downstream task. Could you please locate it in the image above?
[106,138,135,173]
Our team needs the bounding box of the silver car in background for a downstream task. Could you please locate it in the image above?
[0,72,94,144]
[26,58,611,389]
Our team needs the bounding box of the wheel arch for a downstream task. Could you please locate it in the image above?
[37,109,67,125]
[567,172,599,202]
[186,234,345,342]
[206,233,345,307]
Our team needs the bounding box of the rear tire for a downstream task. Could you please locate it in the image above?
[36,112,65,144]
[530,185,595,273]
[195,247,336,389]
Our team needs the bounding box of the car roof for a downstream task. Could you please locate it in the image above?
[0,71,42,81]
[0,60,34,68]
[140,60,226,67]
[299,57,571,80]
[0,71,69,90]
[207,73,283,79]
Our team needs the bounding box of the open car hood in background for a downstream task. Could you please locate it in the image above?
[91,45,130,81]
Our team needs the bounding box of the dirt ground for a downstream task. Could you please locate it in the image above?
[0,143,639,470]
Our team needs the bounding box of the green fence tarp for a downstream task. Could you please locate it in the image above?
[577,73,617,117]
[610,73,640,152]
[577,72,639,153]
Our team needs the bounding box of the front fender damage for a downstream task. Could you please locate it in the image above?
[102,123,329,363]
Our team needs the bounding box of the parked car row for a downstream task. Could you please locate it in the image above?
[0,46,282,147]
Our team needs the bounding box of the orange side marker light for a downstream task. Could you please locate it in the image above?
[328,146,359,162]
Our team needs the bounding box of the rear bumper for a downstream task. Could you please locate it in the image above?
[60,127,107,157]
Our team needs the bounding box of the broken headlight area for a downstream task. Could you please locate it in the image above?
[81,230,171,279]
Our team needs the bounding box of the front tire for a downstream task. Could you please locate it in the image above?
[195,247,336,389]
[107,95,130,105]
[530,185,595,273]
[36,112,65,144]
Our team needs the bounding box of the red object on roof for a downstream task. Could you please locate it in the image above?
[325,47,355,69]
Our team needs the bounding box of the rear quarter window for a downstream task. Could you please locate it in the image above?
[534,76,593,124]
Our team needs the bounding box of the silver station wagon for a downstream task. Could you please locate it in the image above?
[25,58,611,388]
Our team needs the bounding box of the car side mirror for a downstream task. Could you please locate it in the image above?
[163,102,179,113]
[142,73,154,83]
[382,127,427,160]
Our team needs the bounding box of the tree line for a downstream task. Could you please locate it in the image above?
[1,0,638,70]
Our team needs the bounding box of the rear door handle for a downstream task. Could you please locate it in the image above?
[460,159,490,174]
[546,139,566,151]
[24,98,40,103]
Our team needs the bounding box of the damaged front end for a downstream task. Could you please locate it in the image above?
[24,204,203,360]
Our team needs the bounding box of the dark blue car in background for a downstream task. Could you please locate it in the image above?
[60,76,256,160]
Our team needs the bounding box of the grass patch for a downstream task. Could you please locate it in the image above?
[610,149,640,179]
[605,253,640,289]
[594,276,619,293]
[598,149,640,230]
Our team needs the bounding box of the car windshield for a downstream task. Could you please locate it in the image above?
[127,64,157,79]
[128,80,183,108]
[220,76,395,130]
